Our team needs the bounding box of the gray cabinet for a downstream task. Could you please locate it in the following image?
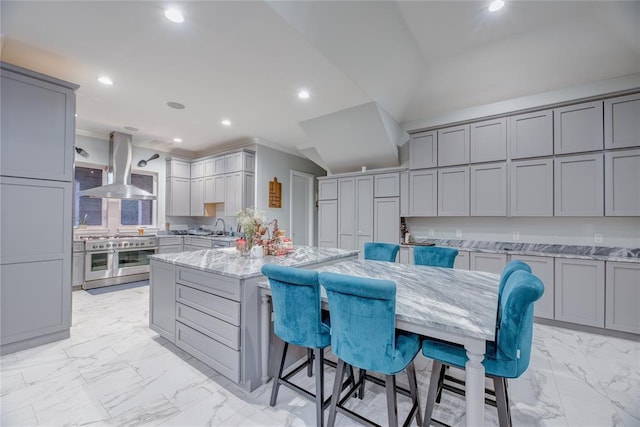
[470,252,507,274]
[555,258,605,327]
[318,200,338,248]
[400,172,409,217]
[470,118,506,163]
[605,262,640,334]
[214,156,226,175]
[438,166,469,216]
[470,162,506,216]
[604,93,640,150]
[166,177,190,216]
[510,158,554,217]
[554,153,603,216]
[509,109,553,159]
[438,124,469,167]
[203,158,215,177]
[166,159,191,179]
[605,148,640,216]
[409,169,437,216]
[355,176,374,255]
[409,130,437,169]
[225,152,243,173]
[399,246,412,265]
[158,236,183,254]
[318,178,338,200]
[190,177,204,216]
[204,174,226,204]
[454,251,470,270]
[554,101,603,154]
[374,197,399,245]
[374,173,399,197]
[509,255,555,320]
[337,178,356,250]
[225,172,243,215]
[190,161,204,179]
[72,246,85,288]
[149,260,176,342]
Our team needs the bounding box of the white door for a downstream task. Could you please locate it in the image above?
[290,171,314,246]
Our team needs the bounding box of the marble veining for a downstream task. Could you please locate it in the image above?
[149,246,359,279]
[407,239,640,263]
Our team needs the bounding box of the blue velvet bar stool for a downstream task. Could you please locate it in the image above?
[413,246,458,268]
[364,242,400,262]
[319,272,422,427]
[262,264,353,427]
[422,270,544,427]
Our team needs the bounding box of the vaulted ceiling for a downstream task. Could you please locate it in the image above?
[2,1,639,173]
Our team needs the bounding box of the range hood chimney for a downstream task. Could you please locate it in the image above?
[80,131,156,200]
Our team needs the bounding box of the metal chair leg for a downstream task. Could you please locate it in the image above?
[385,374,399,427]
[435,365,446,403]
[327,359,346,427]
[270,342,288,406]
[423,361,443,426]
[406,362,422,427]
[358,368,366,399]
[493,377,512,427]
[307,348,314,377]
[315,348,325,427]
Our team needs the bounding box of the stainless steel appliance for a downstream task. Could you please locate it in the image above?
[83,236,158,289]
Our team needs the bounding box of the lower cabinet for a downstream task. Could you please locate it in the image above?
[149,260,176,342]
[373,197,399,244]
[509,255,555,320]
[605,262,640,334]
[318,200,338,248]
[454,250,470,270]
[72,243,85,288]
[555,258,605,327]
[470,252,507,274]
[399,246,412,265]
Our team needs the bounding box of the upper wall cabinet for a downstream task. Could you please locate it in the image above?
[318,178,338,200]
[409,130,437,169]
[510,158,553,217]
[604,93,640,150]
[225,152,243,173]
[166,159,191,179]
[203,159,215,176]
[554,153,603,216]
[191,161,204,179]
[509,110,553,159]
[470,118,506,163]
[605,148,640,216]
[438,125,469,167]
[374,173,399,197]
[409,169,437,217]
[214,156,226,175]
[1,66,77,182]
[554,101,603,155]
[470,162,506,216]
[438,166,469,216]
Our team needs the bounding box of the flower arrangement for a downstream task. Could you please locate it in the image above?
[235,208,289,255]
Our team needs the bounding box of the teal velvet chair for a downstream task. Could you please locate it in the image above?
[319,272,422,427]
[422,270,544,427]
[364,242,400,262]
[262,264,348,427]
[413,246,458,268]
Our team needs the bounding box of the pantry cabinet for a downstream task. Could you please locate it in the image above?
[337,178,356,250]
[318,200,338,248]
[319,178,338,200]
[553,101,603,154]
[555,258,605,328]
[355,176,374,255]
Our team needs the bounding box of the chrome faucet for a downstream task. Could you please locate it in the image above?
[214,218,227,235]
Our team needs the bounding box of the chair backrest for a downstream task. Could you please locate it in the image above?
[495,270,544,378]
[319,271,397,373]
[496,260,532,327]
[261,264,326,348]
[413,246,458,268]
[364,242,400,262]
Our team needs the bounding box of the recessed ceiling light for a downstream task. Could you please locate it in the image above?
[298,90,310,100]
[124,126,139,132]
[221,119,231,126]
[164,8,184,23]
[98,76,114,85]
[167,101,186,110]
[74,113,78,118]
[173,137,182,143]
[488,0,505,12]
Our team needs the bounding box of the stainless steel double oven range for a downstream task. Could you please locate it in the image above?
[83,236,158,290]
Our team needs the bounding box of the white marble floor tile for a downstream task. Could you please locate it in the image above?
[1,404,37,426]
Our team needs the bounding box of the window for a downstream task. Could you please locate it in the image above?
[121,173,155,226]
[74,166,104,226]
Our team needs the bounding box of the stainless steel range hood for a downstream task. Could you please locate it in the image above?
[80,131,156,200]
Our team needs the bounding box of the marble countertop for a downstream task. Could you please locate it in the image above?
[404,239,640,263]
[158,234,238,242]
[149,246,359,279]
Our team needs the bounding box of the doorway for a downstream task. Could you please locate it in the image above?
[290,170,314,246]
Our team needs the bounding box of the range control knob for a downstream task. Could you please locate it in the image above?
[99,244,104,249]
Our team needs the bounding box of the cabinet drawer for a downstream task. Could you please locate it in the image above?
[176,303,240,350]
[175,322,240,383]
[177,268,241,301]
[176,284,240,326]
[159,236,183,246]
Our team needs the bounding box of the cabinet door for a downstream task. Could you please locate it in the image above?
[470,252,507,274]
[605,149,640,216]
[400,172,409,217]
[509,255,554,320]
[510,158,553,216]
[167,178,190,216]
[244,152,256,173]
[605,262,640,334]
[509,110,553,159]
[225,153,243,173]
[72,251,84,287]
[1,68,76,182]
[337,178,356,250]
[374,197,400,246]
[470,118,506,163]
[438,166,469,216]
[214,156,226,175]
[225,173,242,215]
[374,173,399,197]
[454,251,470,270]
[555,258,605,327]
[213,175,226,204]
[167,159,191,179]
[190,178,204,216]
[554,153,603,216]
[438,125,470,166]
[243,172,255,210]
[318,178,338,200]
[203,176,214,203]
[355,176,374,256]
[191,161,203,179]
[203,159,215,177]
[409,169,437,216]
[318,200,338,248]
[554,101,603,154]
[470,162,506,216]
[409,130,437,169]
[604,93,640,149]
[399,247,412,265]
[149,261,176,342]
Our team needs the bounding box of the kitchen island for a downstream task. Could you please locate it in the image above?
[148,246,358,391]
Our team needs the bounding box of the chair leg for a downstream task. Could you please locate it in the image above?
[358,368,366,399]
[307,348,314,377]
[327,359,346,427]
[423,361,443,427]
[385,374,399,427]
[494,377,512,427]
[315,348,325,427]
[435,365,446,404]
[406,362,422,427]
[270,342,288,406]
